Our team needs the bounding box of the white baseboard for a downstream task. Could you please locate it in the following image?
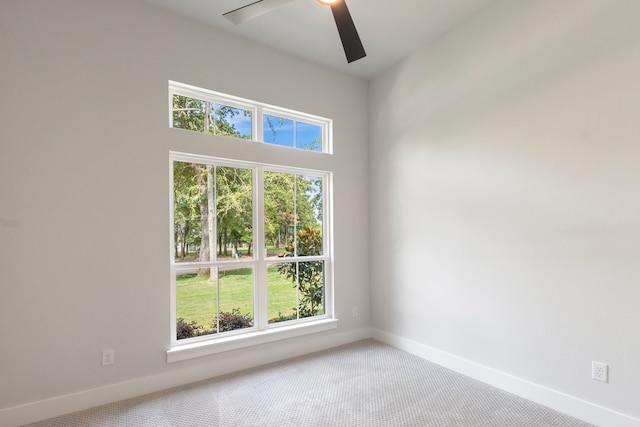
[372,328,640,427]
[0,327,372,427]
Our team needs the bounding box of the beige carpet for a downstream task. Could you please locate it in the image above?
[25,340,595,426]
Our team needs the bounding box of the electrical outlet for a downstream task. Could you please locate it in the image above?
[592,361,608,383]
[102,349,115,366]
[352,306,359,317]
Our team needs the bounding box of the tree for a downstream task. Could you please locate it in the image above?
[264,172,295,248]
[263,173,322,250]
[172,96,252,138]
[215,166,252,257]
[278,226,324,318]
[173,162,201,259]
[193,164,214,274]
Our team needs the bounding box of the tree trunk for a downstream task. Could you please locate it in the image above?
[195,163,212,276]
[174,234,179,259]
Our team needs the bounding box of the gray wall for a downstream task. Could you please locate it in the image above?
[0,0,369,417]
[370,0,640,419]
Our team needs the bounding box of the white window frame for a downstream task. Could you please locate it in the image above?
[168,154,335,363]
[169,81,333,154]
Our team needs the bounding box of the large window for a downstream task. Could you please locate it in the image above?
[168,82,334,361]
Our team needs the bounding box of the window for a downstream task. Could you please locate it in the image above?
[263,113,323,151]
[168,82,335,362]
[172,95,253,140]
[169,81,332,153]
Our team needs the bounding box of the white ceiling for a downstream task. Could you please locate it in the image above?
[144,0,498,79]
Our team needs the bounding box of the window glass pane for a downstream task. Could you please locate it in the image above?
[175,266,254,340]
[215,166,253,260]
[295,175,323,256]
[296,122,322,152]
[267,263,297,323]
[269,261,325,322]
[172,95,213,133]
[174,163,253,263]
[216,267,254,332]
[264,115,294,148]
[298,261,325,318]
[173,162,212,263]
[264,171,295,257]
[214,104,252,139]
[176,269,218,340]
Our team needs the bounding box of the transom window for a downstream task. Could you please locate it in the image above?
[167,82,335,360]
[169,81,332,153]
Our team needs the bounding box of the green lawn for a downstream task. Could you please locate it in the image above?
[176,265,305,328]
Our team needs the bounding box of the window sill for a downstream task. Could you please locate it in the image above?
[166,318,339,363]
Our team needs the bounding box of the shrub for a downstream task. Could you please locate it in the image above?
[176,318,206,340]
[177,309,253,340]
[214,308,253,332]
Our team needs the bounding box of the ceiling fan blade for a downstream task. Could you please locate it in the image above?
[223,0,296,25]
[329,0,366,63]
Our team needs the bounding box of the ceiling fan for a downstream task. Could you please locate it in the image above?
[223,0,366,63]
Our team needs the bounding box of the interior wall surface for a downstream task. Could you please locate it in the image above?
[369,0,640,420]
[0,0,369,419]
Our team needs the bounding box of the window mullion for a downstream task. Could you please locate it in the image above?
[212,166,219,332]
[256,106,264,143]
[293,174,297,257]
[255,165,268,330]
[293,120,297,149]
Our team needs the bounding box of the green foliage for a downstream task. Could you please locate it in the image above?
[172,95,251,138]
[176,318,206,340]
[214,308,253,332]
[175,160,323,261]
[263,172,323,249]
[278,226,324,318]
[215,166,253,257]
[176,308,253,340]
[173,162,202,259]
[172,95,207,132]
[173,162,254,261]
[263,171,295,248]
[172,94,255,261]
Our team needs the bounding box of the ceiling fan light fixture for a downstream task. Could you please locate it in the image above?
[224,0,365,63]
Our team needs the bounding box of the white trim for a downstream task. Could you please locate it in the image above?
[0,328,372,427]
[169,81,257,121]
[167,318,339,363]
[372,329,640,427]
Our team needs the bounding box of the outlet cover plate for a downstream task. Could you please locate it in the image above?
[592,361,608,383]
[102,349,115,366]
